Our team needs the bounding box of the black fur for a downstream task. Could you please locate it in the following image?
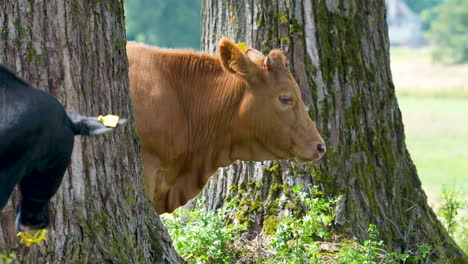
[0,65,126,231]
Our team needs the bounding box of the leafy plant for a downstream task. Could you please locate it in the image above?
[436,186,467,253]
[0,253,15,264]
[338,225,431,264]
[163,186,436,263]
[438,186,463,235]
[266,186,336,264]
[162,198,246,264]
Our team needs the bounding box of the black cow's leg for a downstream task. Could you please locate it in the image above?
[0,165,26,210]
[17,153,71,230]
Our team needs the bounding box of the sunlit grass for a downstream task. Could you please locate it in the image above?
[391,46,468,252]
[398,96,468,204]
[391,46,468,205]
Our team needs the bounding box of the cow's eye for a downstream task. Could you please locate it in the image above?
[279,96,293,106]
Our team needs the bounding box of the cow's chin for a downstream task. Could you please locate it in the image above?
[292,150,321,163]
[248,153,291,162]
[294,157,315,165]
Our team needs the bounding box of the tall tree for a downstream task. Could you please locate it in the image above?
[0,1,182,263]
[197,0,467,262]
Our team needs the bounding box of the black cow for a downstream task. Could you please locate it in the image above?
[0,65,127,232]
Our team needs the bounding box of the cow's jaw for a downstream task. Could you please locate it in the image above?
[229,135,292,162]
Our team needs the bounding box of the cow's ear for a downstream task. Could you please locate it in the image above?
[264,49,287,71]
[246,48,265,63]
[218,38,259,79]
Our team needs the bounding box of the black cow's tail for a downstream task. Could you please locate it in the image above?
[66,111,127,136]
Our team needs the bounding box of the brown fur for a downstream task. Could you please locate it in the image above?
[127,39,325,214]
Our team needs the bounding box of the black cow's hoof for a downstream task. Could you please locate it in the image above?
[15,201,50,232]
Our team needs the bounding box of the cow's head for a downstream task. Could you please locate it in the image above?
[219,38,325,162]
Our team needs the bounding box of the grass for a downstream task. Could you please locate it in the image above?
[391,46,468,204]
[397,96,468,203]
[391,46,468,252]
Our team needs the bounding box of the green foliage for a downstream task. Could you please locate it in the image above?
[438,186,463,234]
[338,225,431,264]
[266,186,336,264]
[436,186,468,253]
[402,0,442,14]
[124,0,201,48]
[402,0,442,31]
[423,0,468,63]
[164,186,435,263]
[0,253,15,264]
[162,198,246,264]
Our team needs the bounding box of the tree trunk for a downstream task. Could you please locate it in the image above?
[0,1,182,263]
[198,0,467,263]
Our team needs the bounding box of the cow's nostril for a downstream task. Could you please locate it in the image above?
[317,143,326,154]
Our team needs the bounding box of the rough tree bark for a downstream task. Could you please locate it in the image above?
[197,0,467,263]
[0,1,182,263]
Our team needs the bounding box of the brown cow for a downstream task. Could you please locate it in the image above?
[127,39,325,214]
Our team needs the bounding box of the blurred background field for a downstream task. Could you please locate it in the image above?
[391,45,468,251]
[391,47,468,99]
[391,46,468,206]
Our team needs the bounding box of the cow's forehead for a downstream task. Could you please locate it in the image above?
[251,55,301,97]
[270,69,301,93]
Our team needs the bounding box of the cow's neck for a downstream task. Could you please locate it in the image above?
[161,55,271,183]
[174,74,273,172]
[170,64,247,176]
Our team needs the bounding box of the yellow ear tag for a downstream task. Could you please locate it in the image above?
[17,229,47,247]
[98,115,120,128]
[235,42,248,53]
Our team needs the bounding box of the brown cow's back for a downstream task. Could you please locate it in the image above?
[128,42,243,159]
[127,42,245,212]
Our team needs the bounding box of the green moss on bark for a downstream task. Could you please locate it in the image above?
[262,215,280,236]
